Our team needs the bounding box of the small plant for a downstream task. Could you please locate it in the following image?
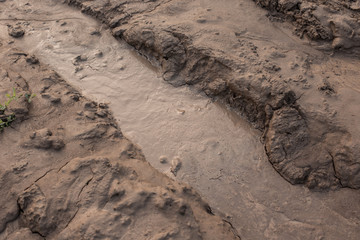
[25,92,36,103]
[0,87,36,131]
[0,114,15,131]
[0,87,18,111]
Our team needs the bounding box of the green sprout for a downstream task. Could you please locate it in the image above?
[0,88,18,111]
[0,114,15,131]
[25,92,36,103]
[0,88,36,131]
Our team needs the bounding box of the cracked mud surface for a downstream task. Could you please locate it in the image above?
[0,0,360,239]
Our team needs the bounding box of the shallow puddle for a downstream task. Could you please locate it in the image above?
[0,0,359,239]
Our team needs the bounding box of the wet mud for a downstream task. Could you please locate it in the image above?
[0,0,360,239]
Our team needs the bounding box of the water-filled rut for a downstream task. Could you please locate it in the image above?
[1,0,359,239]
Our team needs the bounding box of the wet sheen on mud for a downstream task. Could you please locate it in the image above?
[1,1,359,239]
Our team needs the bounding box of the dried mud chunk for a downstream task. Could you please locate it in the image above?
[84,101,97,110]
[21,128,65,150]
[41,93,61,104]
[8,25,25,38]
[306,166,338,189]
[113,189,154,215]
[329,16,360,49]
[26,55,39,65]
[7,93,29,120]
[18,157,106,237]
[205,78,227,96]
[265,107,310,184]
[95,109,108,118]
[254,0,278,11]
[0,190,19,233]
[318,80,336,96]
[108,179,126,200]
[72,54,87,65]
[75,123,108,139]
[332,148,360,188]
[185,56,228,86]
[17,185,53,236]
[6,228,43,240]
[278,0,301,12]
[122,26,186,86]
[119,141,141,160]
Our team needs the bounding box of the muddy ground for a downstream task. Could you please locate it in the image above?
[64,0,360,190]
[1,0,360,239]
[0,44,239,239]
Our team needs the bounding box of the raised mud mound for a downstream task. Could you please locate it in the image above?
[0,43,239,239]
[64,0,360,190]
[254,0,360,49]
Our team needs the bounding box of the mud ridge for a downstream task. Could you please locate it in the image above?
[64,0,360,190]
[253,0,360,50]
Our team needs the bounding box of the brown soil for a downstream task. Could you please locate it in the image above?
[254,0,360,50]
[1,0,360,239]
[0,44,239,239]
[65,0,360,190]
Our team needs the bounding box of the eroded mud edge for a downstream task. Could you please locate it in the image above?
[64,0,360,190]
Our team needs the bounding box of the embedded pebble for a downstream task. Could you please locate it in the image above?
[159,155,168,164]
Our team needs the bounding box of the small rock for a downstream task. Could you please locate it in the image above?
[22,128,65,150]
[318,80,336,95]
[85,111,96,120]
[170,157,182,176]
[159,155,168,164]
[75,66,83,73]
[71,94,80,101]
[196,18,207,23]
[176,109,185,115]
[8,25,25,38]
[95,50,103,58]
[73,55,88,65]
[90,30,101,36]
[95,109,107,118]
[26,55,39,65]
[84,101,97,109]
[205,78,227,96]
[99,103,108,109]
[41,93,61,104]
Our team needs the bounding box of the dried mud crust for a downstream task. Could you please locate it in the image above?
[64,0,360,190]
[0,43,240,239]
[253,0,360,49]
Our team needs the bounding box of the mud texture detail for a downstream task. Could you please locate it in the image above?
[254,0,360,49]
[0,43,239,239]
[64,0,360,190]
